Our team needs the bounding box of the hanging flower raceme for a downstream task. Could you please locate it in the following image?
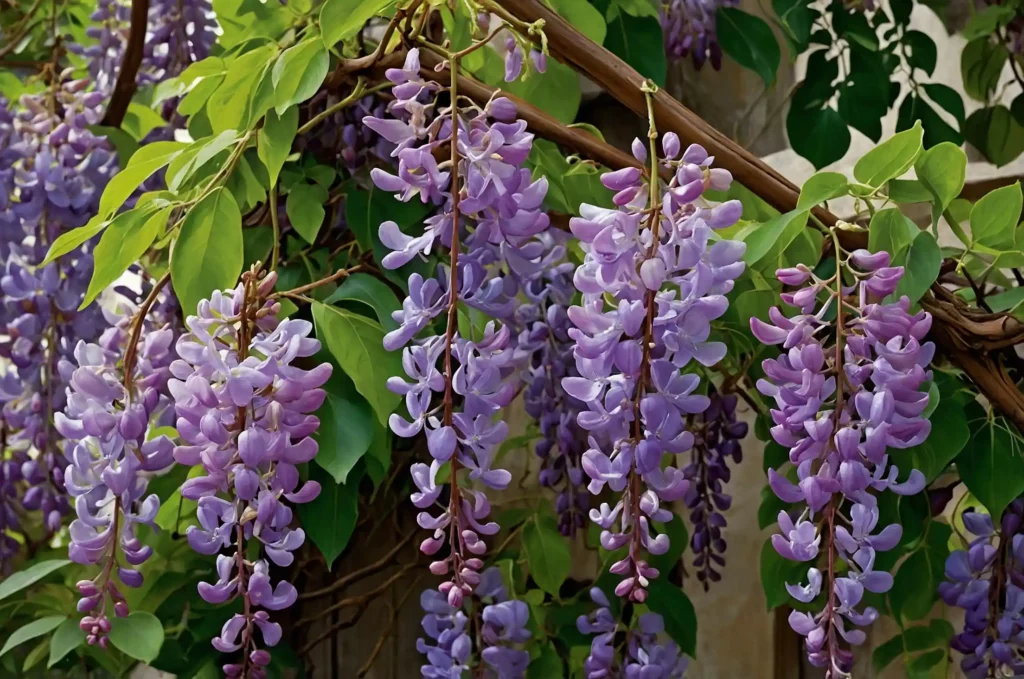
[941,501,1024,677]
[169,268,330,676]
[507,230,589,535]
[419,567,531,678]
[368,46,548,612]
[565,127,745,604]
[56,283,178,647]
[752,246,932,676]
[577,587,689,677]
[683,388,747,589]
[661,0,737,69]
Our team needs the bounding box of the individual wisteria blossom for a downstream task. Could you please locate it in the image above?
[661,0,737,69]
[752,246,932,675]
[577,587,688,678]
[418,567,530,678]
[57,284,178,647]
[169,269,330,676]
[564,125,745,603]
[369,46,549,607]
[509,230,589,536]
[941,501,1024,677]
[683,388,746,589]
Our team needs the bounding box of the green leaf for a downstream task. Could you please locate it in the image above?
[868,208,917,260]
[787,104,850,169]
[602,9,666,86]
[962,4,1015,40]
[314,370,375,484]
[889,524,949,622]
[853,121,923,187]
[0,560,71,602]
[42,215,109,266]
[915,142,967,227]
[971,182,1022,249]
[99,141,184,218]
[523,515,571,596]
[957,415,1024,518]
[903,30,937,76]
[797,171,848,209]
[0,617,65,658]
[987,286,1024,313]
[923,83,966,125]
[321,0,397,48]
[742,209,809,266]
[258,106,298,188]
[893,230,940,304]
[907,374,971,482]
[887,179,933,204]
[772,0,812,54]
[475,50,582,124]
[312,303,403,425]
[272,38,330,114]
[89,125,140,164]
[47,620,85,668]
[965,105,1024,167]
[527,642,564,679]
[83,206,171,308]
[166,129,240,192]
[108,612,164,663]
[122,102,169,141]
[171,187,244,315]
[297,461,359,568]
[286,182,328,244]
[759,539,805,610]
[344,185,432,253]
[207,45,278,134]
[324,273,401,331]
[961,38,1009,101]
[548,0,606,43]
[645,580,697,657]
[716,7,781,86]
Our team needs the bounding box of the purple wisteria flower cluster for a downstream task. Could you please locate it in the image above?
[509,230,589,536]
[302,92,393,171]
[168,269,330,676]
[941,501,1024,678]
[56,289,178,647]
[564,133,745,604]
[661,0,738,70]
[683,388,747,589]
[368,47,549,609]
[0,77,116,568]
[752,247,932,675]
[73,0,216,95]
[576,586,688,678]
[419,567,531,678]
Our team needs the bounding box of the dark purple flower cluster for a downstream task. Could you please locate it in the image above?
[302,92,394,171]
[418,567,530,678]
[661,0,737,69]
[941,501,1024,678]
[168,270,330,676]
[0,78,116,568]
[752,248,932,674]
[369,47,549,606]
[683,389,746,589]
[564,134,745,603]
[508,230,588,536]
[74,0,215,94]
[56,290,178,646]
[576,587,688,677]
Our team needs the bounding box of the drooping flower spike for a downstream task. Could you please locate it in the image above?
[753,244,932,676]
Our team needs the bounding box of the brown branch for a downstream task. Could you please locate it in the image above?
[356,574,424,677]
[297,529,417,601]
[100,0,149,127]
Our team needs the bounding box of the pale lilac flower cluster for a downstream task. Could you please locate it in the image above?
[418,567,530,678]
[56,294,177,647]
[940,502,1024,678]
[564,135,745,602]
[508,230,588,535]
[168,270,330,676]
[576,587,688,678]
[368,48,549,605]
[752,248,932,674]
[661,0,737,69]
[683,389,746,589]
